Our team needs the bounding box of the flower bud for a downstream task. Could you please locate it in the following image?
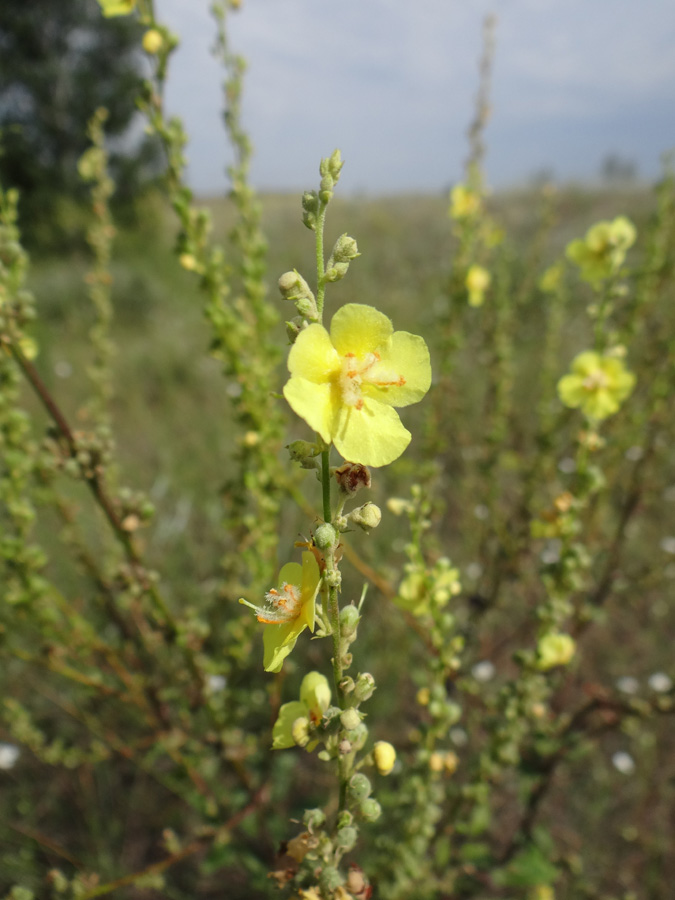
[319,866,343,892]
[354,672,376,702]
[332,234,360,263]
[277,270,318,319]
[337,810,353,829]
[300,671,331,719]
[323,261,350,283]
[303,808,326,832]
[334,462,371,497]
[348,773,372,802]
[359,798,382,822]
[340,708,361,731]
[373,740,396,775]
[301,191,319,230]
[286,316,306,343]
[287,440,320,469]
[142,28,164,54]
[336,826,358,851]
[314,522,337,550]
[339,604,360,637]
[348,502,382,533]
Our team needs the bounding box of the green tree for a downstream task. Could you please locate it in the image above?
[0,0,157,247]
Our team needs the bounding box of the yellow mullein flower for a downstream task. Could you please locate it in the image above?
[465,264,491,307]
[283,303,431,467]
[536,632,576,671]
[450,184,480,220]
[557,351,635,421]
[240,551,321,672]
[566,216,636,283]
[97,0,136,16]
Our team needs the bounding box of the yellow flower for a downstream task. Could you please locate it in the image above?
[240,551,321,672]
[373,740,396,775]
[465,264,491,307]
[536,632,576,671]
[450,184,480,220]
[566,216,636,283]
[283,304,431,467]
[142,29,164,54]
[97,0,136,16]
[557,351,635,420]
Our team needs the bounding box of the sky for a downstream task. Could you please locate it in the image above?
[155,0,675,195]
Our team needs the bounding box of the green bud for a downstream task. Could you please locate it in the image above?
[340,708,361,731]
[339,675,355,694]
[320,866,343,892]
[336,825,357,851]
[314,522,337,550]
[325,148,344,181]
[277,270,318,319]
[337,810,353,829]
[323,262,350,283]
[286,440,321,470]
[348,773,372,802]
[286,316,307,343]
[332,234,360,263]
[348,502,382,533]
[339,604,360,637]
[354,672,376,702]
[301,191,318,230]
[359,798,382,822]
[303,807,326,832]
[346,722,368,751]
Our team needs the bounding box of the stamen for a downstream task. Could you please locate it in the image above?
[239,582,303,624]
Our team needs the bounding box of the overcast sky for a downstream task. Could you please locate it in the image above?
[155,0,675,195]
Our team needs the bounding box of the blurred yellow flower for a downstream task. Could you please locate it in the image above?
[97,0,136,16]
[240,552,320,672]
[283,303,431,467]
[557,351,635,420]
[566,216,636,283]
[373,740,396,775]
[465,264,491,307]
[537,632,575,670]
[142,29,163,54]
[450,184,480,219]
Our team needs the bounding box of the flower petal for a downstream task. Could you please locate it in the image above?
[367,331,432,408]
[333,397,411,467]
[299,551,320,633]
[330,304,393,358]
[263,619,306,672]
[287,324,340,383]
[284,377,337,445]
[557,374,585,408]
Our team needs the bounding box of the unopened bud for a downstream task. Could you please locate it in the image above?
[314,522,337,550]
[340,708,361,731]
[348,502,382,533]
[348,773,372,802]
[332,234,360,262]
[339,604,360,637]
[286,316,306,343]
[373,740,396,775]
[300,671,331,718]
[301,191,318,230]
[354,672,376,702]
[359,798,382,822]
[287,440,320,469]
[277,270,318,319]
[142,28,164,54]
[336,826,357,851]
[323,261,350,283]
[303,808,326,832]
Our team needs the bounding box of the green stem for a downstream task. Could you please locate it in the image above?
[321,449,332,523]
[316,203,328,319]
